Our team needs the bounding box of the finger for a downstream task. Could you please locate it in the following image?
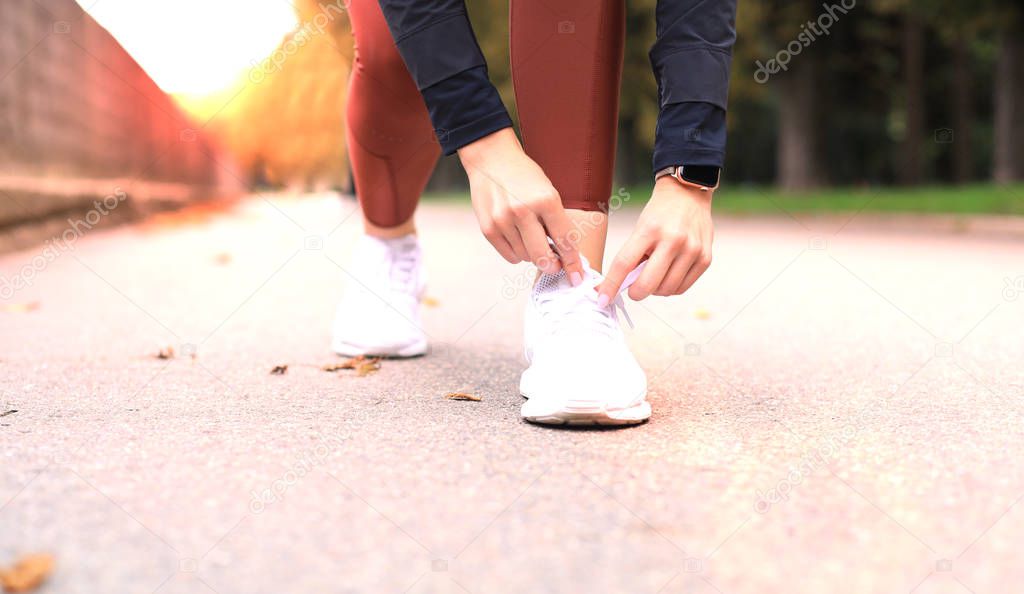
[655,250,694,296]
[491,233,521,264]
[675,250,713,295]
[596,232,650,306]
[628,243,675,301]
[517,214,560,274]
[494,210,530,263]
[479,219,520,264]
[539,207,584,286]
[473,195,521,264]
[505,227,530,264]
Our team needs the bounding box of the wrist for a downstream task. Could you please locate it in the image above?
[655,176,714,207]
[457,127,518,168]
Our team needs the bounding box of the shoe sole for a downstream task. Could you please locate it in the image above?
[332,338,428,359]
[519,392,651,426]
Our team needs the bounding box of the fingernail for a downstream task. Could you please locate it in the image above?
[596,293,610,309]
[570,271,583,286]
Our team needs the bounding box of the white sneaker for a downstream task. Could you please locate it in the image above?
[520,257,650,426]
[331,234,428,358]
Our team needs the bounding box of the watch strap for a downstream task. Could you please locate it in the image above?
[654,165,720,191]
[654,166,677,181]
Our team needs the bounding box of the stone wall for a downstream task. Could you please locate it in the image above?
[0,0,239,232]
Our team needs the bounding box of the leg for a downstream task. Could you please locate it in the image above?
[511,0,647,426]
[346,0,440,236]
[333,1,437,357]
[510,0,625,271]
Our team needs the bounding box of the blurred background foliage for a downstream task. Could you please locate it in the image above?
[179,0,353,191]
[199,0,1024,194]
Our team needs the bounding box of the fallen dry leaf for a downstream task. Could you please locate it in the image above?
[445,392,482,402]
[355,358,381,377]
[155,347,175,360]
[270,365,288,375]
[323,356,377,372]
[421,296,441,308]
[0,302,40,314]
[0,553,55,593]
[321,356,381,377]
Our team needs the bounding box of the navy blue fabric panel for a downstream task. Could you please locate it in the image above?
[390,11,486,89]
[649,0,737,173]
[378,1,512,152]
[653,102,727,172]
[422,66,513,154]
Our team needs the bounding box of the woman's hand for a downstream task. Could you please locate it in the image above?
[458,129,584,283]
[597,177,714,302]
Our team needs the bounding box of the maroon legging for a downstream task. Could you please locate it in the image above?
[347,0,625,227]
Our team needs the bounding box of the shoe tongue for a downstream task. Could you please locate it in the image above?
[359,234,418,260]
[533,254,600,297]
[382,234,418,250]
[534,268,572,296]
[532,254,647,301]
[362,233,417,250]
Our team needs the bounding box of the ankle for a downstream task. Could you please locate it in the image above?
[564,208,608,273]
[364,218,416,239]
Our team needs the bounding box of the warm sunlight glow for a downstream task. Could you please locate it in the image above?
[76,0,298,95]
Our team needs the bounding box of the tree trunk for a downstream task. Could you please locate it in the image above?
[776,54,824,191]
[951,33,974,184]
[614,118,637,188]
[900,13,925,185]
[994,33,1024,183]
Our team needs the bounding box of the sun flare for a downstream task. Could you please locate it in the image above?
[76,0,298,96]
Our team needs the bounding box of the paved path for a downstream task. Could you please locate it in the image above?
[2,194,1023,593]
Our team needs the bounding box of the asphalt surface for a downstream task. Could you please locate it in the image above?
[1,193,1023,593]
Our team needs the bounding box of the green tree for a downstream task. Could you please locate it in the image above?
[990,2,1024,182]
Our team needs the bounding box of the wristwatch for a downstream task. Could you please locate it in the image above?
[654,165,721,192]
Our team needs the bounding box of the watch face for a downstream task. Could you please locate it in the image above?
[680,166,720,187]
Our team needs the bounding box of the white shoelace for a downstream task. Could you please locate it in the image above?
[384,240,421,295]
[534,259,646,339]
